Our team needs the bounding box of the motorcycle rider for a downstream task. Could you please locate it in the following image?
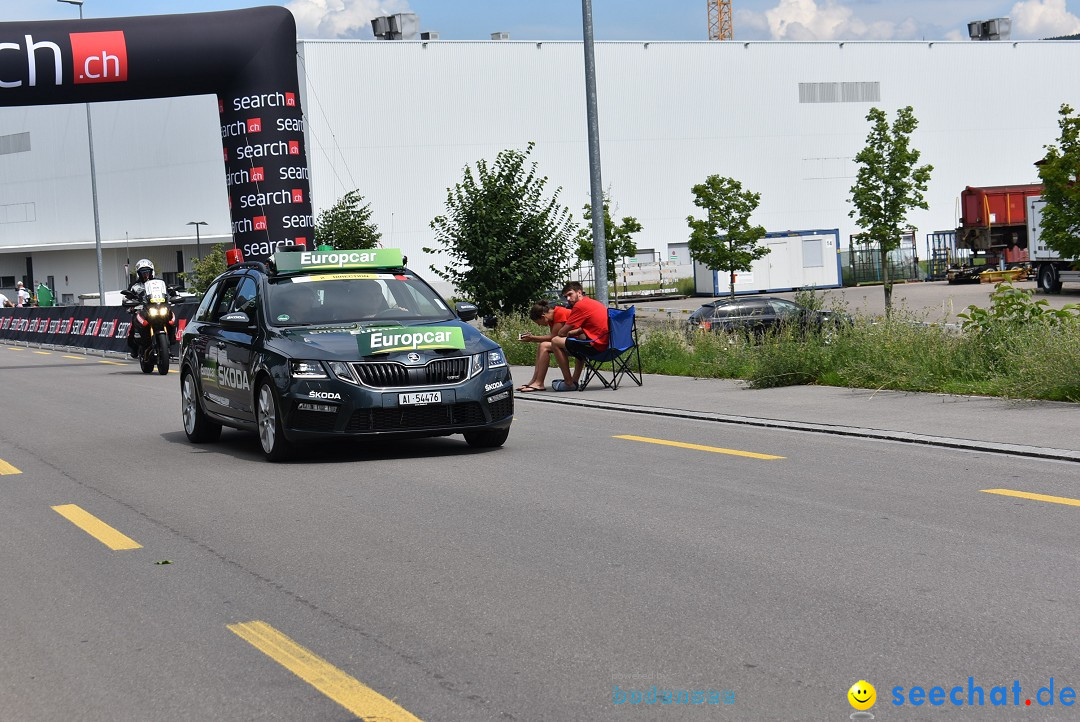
[125,259,173,358]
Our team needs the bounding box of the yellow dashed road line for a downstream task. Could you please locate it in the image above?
[982,489,1080,508]
[51,504,142,550]
[32,351,51,355]
[99,360,126,366]
[63,355,86,360]
[614,434,785,460]
[0,459,22,475]
[228,621,424,721]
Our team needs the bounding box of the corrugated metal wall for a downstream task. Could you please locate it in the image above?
[297,39,1076,278]
[3,39,1077,290]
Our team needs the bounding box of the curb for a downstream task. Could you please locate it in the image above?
[514,393,1080,464]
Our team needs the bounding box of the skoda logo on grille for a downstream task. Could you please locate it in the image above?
[407,352,421,364]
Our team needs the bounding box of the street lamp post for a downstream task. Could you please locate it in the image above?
[187,221,207,261]
[58,0,107,307]
[581,0,608,304]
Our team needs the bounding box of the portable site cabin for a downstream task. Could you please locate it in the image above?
[690,229,842,296]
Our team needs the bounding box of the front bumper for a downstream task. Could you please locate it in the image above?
[276,366,514,442]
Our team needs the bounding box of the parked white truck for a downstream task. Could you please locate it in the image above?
[1027,196,1080,293]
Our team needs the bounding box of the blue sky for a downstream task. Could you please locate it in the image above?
[11,0,1080,41]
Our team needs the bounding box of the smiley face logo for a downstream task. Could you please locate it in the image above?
[848,680,876,711]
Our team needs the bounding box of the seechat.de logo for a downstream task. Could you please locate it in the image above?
[70,31,127,85]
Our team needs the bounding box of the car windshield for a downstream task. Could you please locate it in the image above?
[267,272,455,326]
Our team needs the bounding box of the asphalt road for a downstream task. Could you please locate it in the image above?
[0,346,1077,721]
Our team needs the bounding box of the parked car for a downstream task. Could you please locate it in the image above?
[686,296,850,339]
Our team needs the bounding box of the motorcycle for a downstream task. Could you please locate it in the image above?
[123,278,178,375]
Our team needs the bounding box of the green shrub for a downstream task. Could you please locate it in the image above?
[959,282,1079,334]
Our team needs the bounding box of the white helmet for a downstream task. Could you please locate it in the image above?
[135,259,155,282]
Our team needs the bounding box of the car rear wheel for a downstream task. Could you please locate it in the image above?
[256,381,293,461]
[182,370,221,443]
[464,427,510,448]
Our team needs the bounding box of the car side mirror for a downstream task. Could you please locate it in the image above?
[455,302,478,322]
[220,311,253,329]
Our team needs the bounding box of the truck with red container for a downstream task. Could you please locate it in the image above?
[956,184,1043,258]
[949,184,1042,283]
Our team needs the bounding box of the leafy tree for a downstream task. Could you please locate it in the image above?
[183,243,230,294]
[314,189,381,250]
[576,193,643,303]
[1036,104,1080,260]
[848,106,933,315]
[686,175,768,299]
[425,142,577,316]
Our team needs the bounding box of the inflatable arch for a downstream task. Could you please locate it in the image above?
[0,6,311,263]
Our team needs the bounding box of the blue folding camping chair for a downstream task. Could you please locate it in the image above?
[577,305,643,391]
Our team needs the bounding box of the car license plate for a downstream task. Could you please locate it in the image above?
[399,391,441,406]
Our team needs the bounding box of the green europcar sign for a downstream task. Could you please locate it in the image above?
[274,248,404,272]
[356,326,467,356]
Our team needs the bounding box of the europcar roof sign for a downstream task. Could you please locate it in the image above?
[273,249,404,272]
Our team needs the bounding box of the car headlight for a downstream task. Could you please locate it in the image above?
[289,360,327,378]
[486,348,507,368]
[327,361,357,384]
[471,353,484,377]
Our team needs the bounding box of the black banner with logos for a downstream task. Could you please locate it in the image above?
[0,304,198,354]
[0,7,311,263]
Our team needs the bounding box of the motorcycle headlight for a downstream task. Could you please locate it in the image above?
[289,360,327,378]
[486,348,507,368]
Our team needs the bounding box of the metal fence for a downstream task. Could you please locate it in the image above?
[845,232,920,284]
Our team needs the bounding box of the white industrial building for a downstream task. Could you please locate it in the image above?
[1,37,1076,302]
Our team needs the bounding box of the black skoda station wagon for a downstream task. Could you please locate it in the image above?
[180,247,513,460]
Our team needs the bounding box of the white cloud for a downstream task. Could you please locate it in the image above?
[740,0,922,41]
[285,0,412,39]
[1010,0,1080,38]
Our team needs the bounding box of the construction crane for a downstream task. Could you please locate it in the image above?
[707,0,733,40]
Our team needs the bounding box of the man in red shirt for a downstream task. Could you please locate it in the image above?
[549,281,609,391]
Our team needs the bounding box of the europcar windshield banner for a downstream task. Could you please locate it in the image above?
[0,7,311,264]
[356,326,467,356]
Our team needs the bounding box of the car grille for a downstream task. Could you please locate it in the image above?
[290,407,339,432]
[351,357,470,388]
[346,402,486,432]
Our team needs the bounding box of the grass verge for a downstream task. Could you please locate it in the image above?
[485,287,1080,402]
